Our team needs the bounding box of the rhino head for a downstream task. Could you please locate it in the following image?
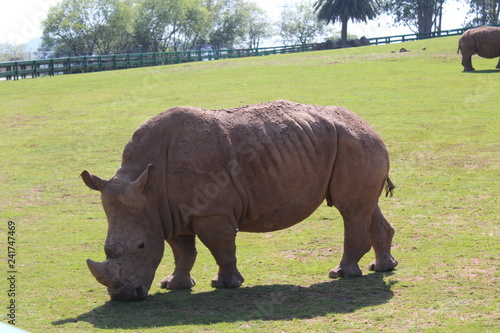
[81,164,164,301]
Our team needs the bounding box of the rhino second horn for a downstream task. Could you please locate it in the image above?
[87,259,111,286]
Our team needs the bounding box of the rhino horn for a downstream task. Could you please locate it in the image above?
[123,165,155,205]
[131,164,155,193]
[87,259,112,287]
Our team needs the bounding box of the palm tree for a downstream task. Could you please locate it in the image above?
[314,0,378,42]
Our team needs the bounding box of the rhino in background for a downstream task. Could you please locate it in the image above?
[81,100,398,301]
[458,26,500,71]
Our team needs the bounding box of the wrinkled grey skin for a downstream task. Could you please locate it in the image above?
[458,26,500,71]
[82,100,398,301]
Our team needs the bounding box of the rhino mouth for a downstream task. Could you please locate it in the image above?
[108,283,149,301]
[87,259,152,301]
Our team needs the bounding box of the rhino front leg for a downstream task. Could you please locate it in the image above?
[192,216,244,288]
[161,235,197,289]
[368,206,398,272]
[329,212,372,278]
[496,58,500,69]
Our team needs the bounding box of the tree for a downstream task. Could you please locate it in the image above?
[0,43,28,61]
[170,2,210,51]
[41,0,95,55]
[380,0,446,34]
[241,1,272,49]
[41,0,134,55]
[314,0,378,42]
[93,0,135,54]
[279,0,329,45]
[203,0,248,49]
[40,0,269,54]
[134,0,209,52]
[464,0,500,26]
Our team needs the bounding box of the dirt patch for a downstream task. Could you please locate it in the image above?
[280,247,341,262]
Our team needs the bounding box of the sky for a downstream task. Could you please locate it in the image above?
[0,0,470,48]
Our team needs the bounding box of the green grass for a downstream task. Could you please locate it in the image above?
[1,36,499,332]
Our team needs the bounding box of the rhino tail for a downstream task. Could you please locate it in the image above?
[385,177,396,197]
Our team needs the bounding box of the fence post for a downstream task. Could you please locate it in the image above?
[67,57,72,74]
[49,59,54,76]
[31,60,36,78]
[5,65,11,80]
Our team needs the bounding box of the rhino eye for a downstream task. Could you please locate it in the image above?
[138,242,145,249]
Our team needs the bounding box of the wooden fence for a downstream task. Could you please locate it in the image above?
[0,44,315,81]
[0,27,470,81]
[367,28,468,45]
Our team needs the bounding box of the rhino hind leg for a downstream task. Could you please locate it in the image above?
[192,216,244,288]
[329,212,371,278]
[161,235,197,289]
[368,206,398,272]
[461,53,475,71]
[496,58,500,69]
[327,136,397,278]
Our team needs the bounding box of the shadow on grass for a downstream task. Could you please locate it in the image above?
[54,272,396,329]
[463,69,500,74]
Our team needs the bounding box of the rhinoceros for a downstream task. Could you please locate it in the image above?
[81,100,398,301]
[458,26,500,71]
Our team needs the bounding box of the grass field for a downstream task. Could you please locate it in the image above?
[1,35,499,332]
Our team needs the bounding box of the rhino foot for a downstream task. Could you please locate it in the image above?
[211,271,244,288]
[160,274,196,289]
[369,256,398,272]
[329,264,362,279]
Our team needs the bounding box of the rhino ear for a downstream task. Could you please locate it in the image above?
[81,170,108,192]
[131,164,155,193]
